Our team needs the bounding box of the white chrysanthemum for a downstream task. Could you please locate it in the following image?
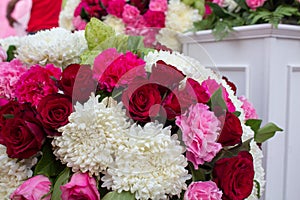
[242,124,265,199]
[103,15,125,35]
[0,36,23,52]
[0,145,37,199]
[59,0,81,30]
[102,122,191,200]
[16,28,87,68]
[52,95,130,176]
[156,28,182,51]
[165,0,201,33]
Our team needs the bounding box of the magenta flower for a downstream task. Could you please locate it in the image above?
[10,175,51,200]
[176,103,222,169]
[184,181,222,200]
[0,59,27,99]
[122,4,141,24]
[238,96,258,120]
[246,0,266,10]
[15,64,61,106]
[60,172,100,200]
[0,46,7,62]
[149,0,168,12]
[106,0,126,18]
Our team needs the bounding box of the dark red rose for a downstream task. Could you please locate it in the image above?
[0,104,45,159]
[222,76,237,95]
[60,64,97,104]
[122,78,162,122]
[213,151,255,200]
[186,78,210,104]
[37,94,72,136]
[218,112,243,146]
[149,60,185,92]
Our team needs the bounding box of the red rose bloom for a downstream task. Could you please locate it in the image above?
[122,78,162,122]
[37,94,72,136]
[218,112,243,146]
[0,103,45,159]
[213,151,255,200]
[60,64,97,104]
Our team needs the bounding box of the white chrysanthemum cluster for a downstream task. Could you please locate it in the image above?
[59,0,81,30]
[156,28,182,52]
[103,15,125,35]
[16,28,87,68]
[52,95,130,176]
[165,0,201,33]
[242,124,265,200]
[102,122,191,200]
[0,36,23,52]
[0,145,37,199]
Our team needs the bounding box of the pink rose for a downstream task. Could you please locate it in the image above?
[149,0,168,12]
[60,172,100,200]
[10,175,51,200]
[212,0,224,7]
[0,46,7,62]
[73,16,87,30]
[122,4,141,24]
[176,103,222,169]
[238,96,258,120]
[184,181,222,200]
[246,0,266,10]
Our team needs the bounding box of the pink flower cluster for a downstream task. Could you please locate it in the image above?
[0,46,7,62]
[239,96,258,120]
[176,103,222,169]
[246,0,266,10]
[184,181,222,200]
[0,59,27,99]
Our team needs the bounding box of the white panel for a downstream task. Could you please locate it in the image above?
[285,66,300,199]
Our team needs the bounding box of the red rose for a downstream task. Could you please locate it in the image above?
[217,112,243,146]
[60,64,97,104]
[143,10,165,28]
[37,94,72,136]
[213,151,255,200]
[122,78,162,122]
[0,103,45,159]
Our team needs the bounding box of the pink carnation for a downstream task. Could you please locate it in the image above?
[15,64,61,106]
[149,0,168,12]
[184,181,222,200]
[10,175,51,200]
[93,48,146,92]
[73,16,87,30]
[106,0,126,18]
[246,0,266,10]
[238,96,258,120]
[122,4,141,24]
[201,78,236,112]
[60,172,100,200]
[0,59,27,99]
[143,10,165,28]
[176,103,222,169]
[0,46,7,62]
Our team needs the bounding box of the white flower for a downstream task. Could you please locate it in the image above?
[0,36,23,52]
[242,124,265,199]
[102,122,191,200]
[52,95,130,176]
[166,0,201,33]
[156,28,182,51]
[16,28,87,68]
[0,145,37,199]
[103,15,125,35]
[59,0,81,30]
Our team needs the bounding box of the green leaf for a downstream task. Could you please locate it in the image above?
[208,87,227,115]
[34,139,65,178]
[6,45,16,62]
[188,162,206,181]
[99,34,129,53]
[102,191,135,200]
[245,119,262,133]
[51,167,71,200]
[234,0,248,10]
[3,114,14,119]
[208,3,228,18]
[85,18,115,50]
[254,122,283,143]
[127,36,145,51]
[233,111,241,117]
[254,180,261,199]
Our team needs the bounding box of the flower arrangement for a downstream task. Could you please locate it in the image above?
[190,0,300,39]
[59,0,201,51]
[0,19,282,200]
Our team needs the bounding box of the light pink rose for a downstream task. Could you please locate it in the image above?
[10,175,51,200]
[238,96,258,120]
[72,16,87,30]
[122,4,141,24]
[0,46,7,62]
[246,0,266,10]
[176,103,222,169]
[149,0,168,12]
[184,181,222,200]
[60,172,100,200]
[212,0,224,7]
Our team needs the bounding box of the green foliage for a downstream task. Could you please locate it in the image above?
[208,87,227,115]
[102,191,135,200]
[51,167,71,200]
[254,122,283,143]
[6,45,16,61]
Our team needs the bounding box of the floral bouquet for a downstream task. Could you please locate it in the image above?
[0,19,282,200]
[191,0,300,39]
[59,0,201,51]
